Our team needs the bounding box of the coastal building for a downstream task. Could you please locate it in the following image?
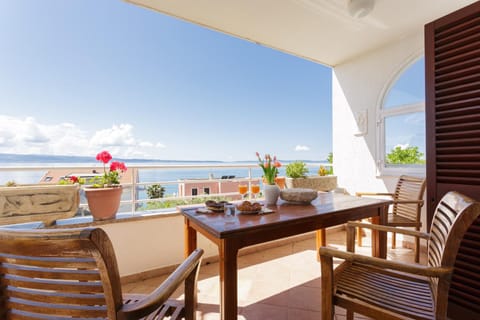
[39,169,132,185]
[178,176,261,199]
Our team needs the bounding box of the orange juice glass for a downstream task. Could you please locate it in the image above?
[238,184,248,196]
[251,184,260,195]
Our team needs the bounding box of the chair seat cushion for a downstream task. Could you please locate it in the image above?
[335,263,435,319]
[123,294,185,320]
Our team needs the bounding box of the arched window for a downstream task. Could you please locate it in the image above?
[378,57,425,175]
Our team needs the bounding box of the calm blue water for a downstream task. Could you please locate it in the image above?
[0,156,326,200]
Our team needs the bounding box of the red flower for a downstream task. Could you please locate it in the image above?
[110,161,127,173]
[96,151,112,164]
[92,150,128,187]
[69,176,79,183]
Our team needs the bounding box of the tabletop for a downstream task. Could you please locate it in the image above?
[182,192,391,239]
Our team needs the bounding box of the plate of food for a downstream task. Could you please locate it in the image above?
[205,200,230,212]
[236,201,263,214]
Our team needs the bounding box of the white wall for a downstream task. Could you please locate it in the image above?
[100,214,218,277]
[332,31,424,195]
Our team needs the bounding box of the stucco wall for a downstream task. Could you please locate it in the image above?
[332,31,424,195]
[100,214,218,277]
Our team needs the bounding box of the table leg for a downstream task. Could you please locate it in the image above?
[219,239,239,320]
[315,229,326,261]
[371,205,388,258]
[184,217,197,258]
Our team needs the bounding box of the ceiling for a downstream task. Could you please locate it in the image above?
[124,0,477,67]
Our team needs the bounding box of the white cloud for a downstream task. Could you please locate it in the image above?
[394,143,410,150]
[295,145,310,151]
[0,115,166,159]
[139,141,154,147]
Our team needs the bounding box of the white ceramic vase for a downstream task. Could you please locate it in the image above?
[264,184,280,205]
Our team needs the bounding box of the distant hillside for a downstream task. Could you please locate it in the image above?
[0,153,327,164]
[0,153,223,164]
[0,153,91,163]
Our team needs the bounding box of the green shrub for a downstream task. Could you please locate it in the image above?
[146,184,165,199]
[286,161,309,178]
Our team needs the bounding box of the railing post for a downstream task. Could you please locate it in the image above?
[131,168,138,214]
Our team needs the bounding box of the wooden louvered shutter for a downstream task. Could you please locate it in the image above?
[425,1,480,318]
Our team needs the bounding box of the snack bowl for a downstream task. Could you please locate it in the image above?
[280,188,318,204]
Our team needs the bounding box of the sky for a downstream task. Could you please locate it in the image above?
[0,0,332,162]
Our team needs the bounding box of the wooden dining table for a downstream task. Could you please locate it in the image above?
[181,192,391,320]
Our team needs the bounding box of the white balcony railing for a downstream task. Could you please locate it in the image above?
[0,162,332,219]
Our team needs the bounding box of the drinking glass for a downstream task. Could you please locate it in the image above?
[251,183,260,200]
[238,184,248,199]
[224,203,236,223]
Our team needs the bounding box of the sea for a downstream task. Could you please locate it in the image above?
[0,153,327,198]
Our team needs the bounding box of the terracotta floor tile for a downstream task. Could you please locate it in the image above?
[241,303,288,320]
[124,229,420,320]
[287,307,322,320]
[286,285,321,312]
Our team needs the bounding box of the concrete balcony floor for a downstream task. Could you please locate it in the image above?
[122,229,422,319]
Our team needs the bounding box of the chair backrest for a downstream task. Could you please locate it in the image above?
[0,227,123,319]
[426,192,480,310]
[392,175,426,221]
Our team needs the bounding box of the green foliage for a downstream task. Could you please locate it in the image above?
[386,146,425,164]
[146,184,165,199]
[5,180,17,187]
[286,161,309,178]
[326,152,333,175]
[139,195,234,211]
[327,152,333,164]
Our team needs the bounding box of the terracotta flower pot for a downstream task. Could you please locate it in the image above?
[84,186,123,220]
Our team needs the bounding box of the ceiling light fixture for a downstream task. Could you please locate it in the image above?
[348,0,375,18]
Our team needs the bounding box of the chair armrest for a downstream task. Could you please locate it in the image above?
[355,192,394,197]
[347,221,430,240]
[319,247,451,278]
[118,248,204,320]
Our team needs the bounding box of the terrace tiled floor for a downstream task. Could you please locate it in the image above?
[122,228,424,319]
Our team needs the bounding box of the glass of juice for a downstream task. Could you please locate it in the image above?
[251,184,260,199]
[238,184,248,199]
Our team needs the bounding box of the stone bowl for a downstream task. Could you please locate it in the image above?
[280,188,318,204]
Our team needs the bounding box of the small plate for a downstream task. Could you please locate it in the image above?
[238,208,275,215]
[196,208,216,214]
[207,206,226,212]
[238,209,262,215]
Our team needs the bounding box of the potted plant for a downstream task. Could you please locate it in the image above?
[83,151,127,220]
[256,152,282,205]
[286,161,309,179]
[285,160,337,191]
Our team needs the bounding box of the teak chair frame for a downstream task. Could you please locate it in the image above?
[0,227,203,320]
[356,175,426,262]
[320,191,480,320]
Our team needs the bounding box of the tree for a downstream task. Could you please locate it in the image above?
[326,152,333,175]
[386,146,425,164]
[146,184,165,199]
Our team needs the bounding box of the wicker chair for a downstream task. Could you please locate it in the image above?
[320,191,480,320]
[0,227,203,320]
[356,175,426,262]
